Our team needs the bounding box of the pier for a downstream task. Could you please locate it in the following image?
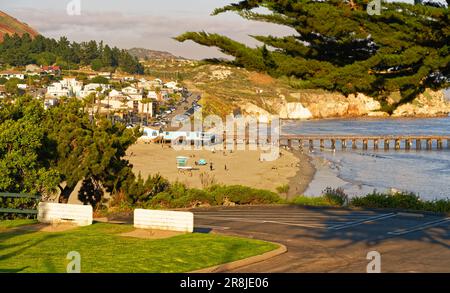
[278,135,450,151]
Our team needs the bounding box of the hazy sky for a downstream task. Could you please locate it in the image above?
[0,0,296,59]
[1,0,445,60]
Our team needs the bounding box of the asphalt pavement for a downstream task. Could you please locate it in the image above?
[191,205,450,272]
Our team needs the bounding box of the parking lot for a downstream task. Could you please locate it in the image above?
[192,205,450,272]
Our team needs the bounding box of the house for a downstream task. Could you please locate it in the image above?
[46,78,83,98]
[79,83,111,98]
[139,127,162,141]
[147,91,158,100]
[25,64,41,74]
[164,81,181,91]
[17,84,28,90]
[98,72,112,79]
[46,82,70,98]
[122,86,139,95]
[0,71,25,80]
[42,66,61,75]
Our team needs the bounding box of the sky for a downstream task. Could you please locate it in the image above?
[0,0,446,60]
[0,0,296,59]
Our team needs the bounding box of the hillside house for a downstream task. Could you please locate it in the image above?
[0,71,25,80]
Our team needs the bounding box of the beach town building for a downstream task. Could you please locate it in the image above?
[46,78,83,98]
[0,71,25,80]
[25,64,41,75]
[164,81,181,91]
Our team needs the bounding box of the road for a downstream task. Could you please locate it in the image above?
[192,205,450,272]
[163,91,199,126]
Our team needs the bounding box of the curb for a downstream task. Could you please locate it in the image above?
[190,242,287,273]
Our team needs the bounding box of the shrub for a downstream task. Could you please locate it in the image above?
[208,185,282,205]
[350,191,450,213]
[322,187,348,206]
[291,196,335,207]
[0,196,39,220]
[350,191,421,210]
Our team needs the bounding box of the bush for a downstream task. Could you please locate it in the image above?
[0,196,39,220]
[208,185,282,205]
[322,187,348,206]
[350,191,450,213]
[291,196,336,207]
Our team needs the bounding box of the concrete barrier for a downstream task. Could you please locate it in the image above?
[134,209,194,233]
[37,202,93,226]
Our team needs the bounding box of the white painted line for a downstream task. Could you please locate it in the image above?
[196,225,231,230]
[328,213,397,230]
[195,212,377,218]
[195,215,327,229]
[397,212,425,218]
[262,220,328,229]
[388,218,450,236]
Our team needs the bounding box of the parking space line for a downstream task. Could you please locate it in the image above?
[388,218,450,236]
[328,213,397,230]
[195,215,328,229]
[195,225,231,230]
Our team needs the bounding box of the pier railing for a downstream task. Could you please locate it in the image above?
[278,135,450,151]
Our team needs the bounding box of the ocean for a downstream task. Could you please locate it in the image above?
[282,117,450,200]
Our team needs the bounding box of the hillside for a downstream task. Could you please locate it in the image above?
[128,47,181,60]
[0,11,39,42]
[142,60,450,119]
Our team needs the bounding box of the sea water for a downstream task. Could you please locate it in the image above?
[283,117,450,200]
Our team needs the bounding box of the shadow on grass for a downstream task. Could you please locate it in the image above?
[0,267,30,273]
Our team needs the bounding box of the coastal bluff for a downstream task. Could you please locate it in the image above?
[184,64,449,120]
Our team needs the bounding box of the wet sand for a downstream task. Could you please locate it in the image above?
[127,142,315,199]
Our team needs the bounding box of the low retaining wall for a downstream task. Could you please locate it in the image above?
[37,202,93,226]
[134,209,194,233]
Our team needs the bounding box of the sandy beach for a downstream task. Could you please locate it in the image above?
[126,142,315,199]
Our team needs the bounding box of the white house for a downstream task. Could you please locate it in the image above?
[46,82,70,98]
[164,81,180,91]
[122,86,139,95]
[0,71,25,80]
[17,84,28,90]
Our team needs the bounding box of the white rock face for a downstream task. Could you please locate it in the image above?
[278,102,313,119]
[393,90,450,117]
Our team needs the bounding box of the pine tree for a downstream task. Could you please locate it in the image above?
[176,0,449,104]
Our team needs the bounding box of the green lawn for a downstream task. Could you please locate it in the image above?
[0,221,277,273]
[0,219,38,230]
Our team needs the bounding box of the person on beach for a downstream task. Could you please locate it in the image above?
[210,162,214,171]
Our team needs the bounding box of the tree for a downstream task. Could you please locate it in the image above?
[176,1,449,105]
[4,78,22,96]
[44,98,140,203]
[0,97,59,195]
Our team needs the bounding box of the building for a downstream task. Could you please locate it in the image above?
[46,82,70,98]
[25,64,41,74]
[41,66,61,76]
[122,86,139,95]
[46,78,83,98]
[0,71,25,80]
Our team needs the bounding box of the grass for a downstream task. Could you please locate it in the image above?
[0,221,277,273]
[291,195,338,207]
[0,219,37,230]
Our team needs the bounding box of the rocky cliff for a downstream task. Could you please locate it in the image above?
[184,64,450,120]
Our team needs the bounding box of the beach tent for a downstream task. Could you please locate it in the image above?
[198,159,207,166]
[176,156,189,167]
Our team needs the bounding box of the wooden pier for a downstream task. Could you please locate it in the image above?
[278,135,450,151]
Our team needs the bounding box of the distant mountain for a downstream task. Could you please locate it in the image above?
[127,47,182,60]
[0,10,39,42]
